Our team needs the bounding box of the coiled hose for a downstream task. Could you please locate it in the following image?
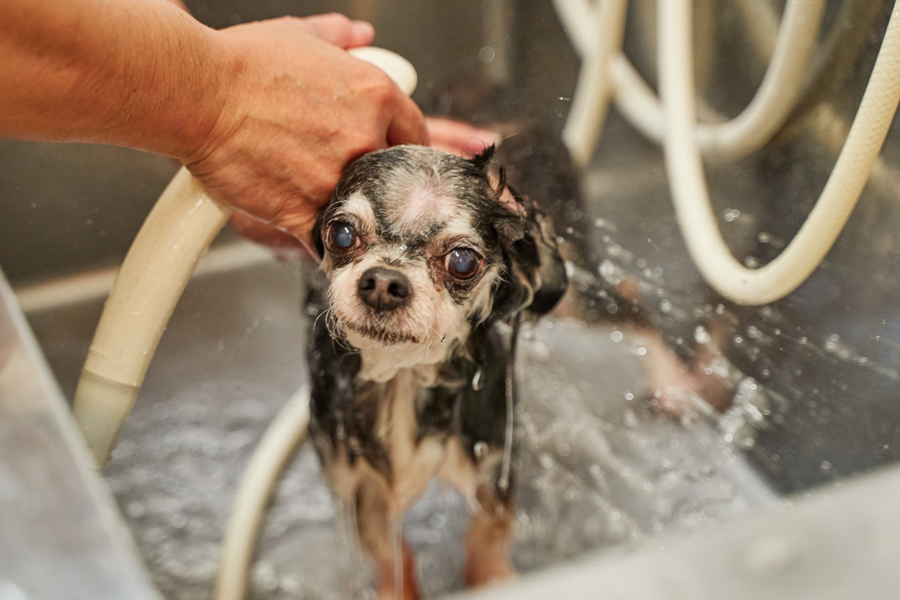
[556,0,900,305]
[660,0,900,304]
[557,0,827,160]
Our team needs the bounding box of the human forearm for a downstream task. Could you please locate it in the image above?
[0,0,224,159]
[1,3,427,244]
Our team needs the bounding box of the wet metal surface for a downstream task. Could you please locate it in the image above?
[450,464,900,600]
[0,270,158,600]
[25,262,776,599]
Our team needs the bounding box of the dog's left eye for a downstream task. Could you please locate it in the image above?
[446,248,481,279]
[328,221,357,252]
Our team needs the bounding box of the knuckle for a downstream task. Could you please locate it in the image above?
[361,70,395,108]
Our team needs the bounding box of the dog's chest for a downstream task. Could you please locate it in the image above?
[324,366,461,508]
[378,369,448,502]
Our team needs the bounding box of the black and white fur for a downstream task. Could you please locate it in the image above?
[306,144,566,599]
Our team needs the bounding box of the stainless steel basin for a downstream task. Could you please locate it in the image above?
[12,248,773,598]
[4,0,900,598]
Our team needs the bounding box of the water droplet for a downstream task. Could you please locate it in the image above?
[170,513,188,529]
[474,441,489,459]
[723,208,741,222]
[478,46,496,63]
[694,326,712,344]
[126,501,146,518]
[610,330,624,342]
[471,368,484,391]
[538,453,554,469]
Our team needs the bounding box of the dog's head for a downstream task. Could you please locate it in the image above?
[314,145,567,375]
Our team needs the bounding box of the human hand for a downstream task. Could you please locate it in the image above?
[184,14,427,251]
[227,116,502,256]
[424,117,501,157]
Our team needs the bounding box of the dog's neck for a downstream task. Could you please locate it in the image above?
[353,333,467,384]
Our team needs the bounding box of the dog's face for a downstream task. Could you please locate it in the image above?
[315,145,566,376]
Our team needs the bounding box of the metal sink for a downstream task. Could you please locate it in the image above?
[15,247,775,599]
[4,1,900,598]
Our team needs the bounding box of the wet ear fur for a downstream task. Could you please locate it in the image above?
[488,196,569,321]
[468,143,497,171]
[489,200,568,321]
[469,145,568,322]
[469,145,525,243]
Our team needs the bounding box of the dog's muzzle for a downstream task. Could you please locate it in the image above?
[357,267,411,312]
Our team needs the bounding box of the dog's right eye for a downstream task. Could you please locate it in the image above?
[328,221,357,252]
[446,247,481,279]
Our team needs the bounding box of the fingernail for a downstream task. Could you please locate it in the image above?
[352,20,375,39]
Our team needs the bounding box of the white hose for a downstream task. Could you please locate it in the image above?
[555,0,826,160]
[559,0,628,166]
[73,169,232,467]
[660,0,900,305]
[214,385,311,600]
[628,0,826,159]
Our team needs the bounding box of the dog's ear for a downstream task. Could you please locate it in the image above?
[468,146,567,321]
[311,210,326,260]
[525,208,569,315]
[488,189,568,322]
[468,143,497,171]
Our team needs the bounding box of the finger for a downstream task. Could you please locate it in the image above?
[230,212,309,251]
[299,13,375,49]
[425,117,502,155]
[386,96,428,146]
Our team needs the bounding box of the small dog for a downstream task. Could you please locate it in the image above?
[306,144,567,599]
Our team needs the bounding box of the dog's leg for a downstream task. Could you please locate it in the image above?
[464,483,516,588]
[356,481,420,600]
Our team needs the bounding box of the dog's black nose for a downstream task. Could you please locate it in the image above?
[357,267,411,311]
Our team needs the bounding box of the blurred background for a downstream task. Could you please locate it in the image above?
[3,1,900,598]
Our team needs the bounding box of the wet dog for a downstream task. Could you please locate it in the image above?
[305,144,567,599]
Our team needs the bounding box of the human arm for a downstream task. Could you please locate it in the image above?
[0,0,426,243]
